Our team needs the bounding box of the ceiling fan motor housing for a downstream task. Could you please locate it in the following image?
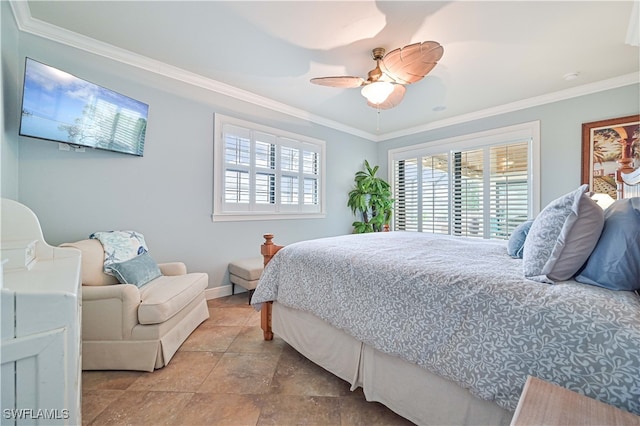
[367,47,386,83]
[371,47,386,60]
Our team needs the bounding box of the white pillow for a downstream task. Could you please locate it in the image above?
[523,185,604,283]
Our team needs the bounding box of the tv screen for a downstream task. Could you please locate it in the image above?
[19,58,149,157]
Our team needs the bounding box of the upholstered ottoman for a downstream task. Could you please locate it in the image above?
[228,257,264,301]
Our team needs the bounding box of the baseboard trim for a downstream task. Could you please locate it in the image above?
[205,284,248,300]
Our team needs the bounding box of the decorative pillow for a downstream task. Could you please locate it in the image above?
[507,219,534,259]
[575,198,640,291]
[90,231,148,275]
[523,185,604,283]
[110,252,162,287]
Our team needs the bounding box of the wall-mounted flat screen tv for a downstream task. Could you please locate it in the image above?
[19,58,149,156]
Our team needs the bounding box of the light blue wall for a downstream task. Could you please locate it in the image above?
[2,1,20,200]
[377,84,640,207]
[3,5,639,291]
[2,17,377,290]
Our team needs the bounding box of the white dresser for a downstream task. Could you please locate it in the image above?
[1,199,82,426]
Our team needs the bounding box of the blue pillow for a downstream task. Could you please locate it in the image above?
[575,198,640,291]
[507,220,534,259]
[110,252,162,287]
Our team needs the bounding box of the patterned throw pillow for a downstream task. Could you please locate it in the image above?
[90,230,149,275]
[523,185,604,283]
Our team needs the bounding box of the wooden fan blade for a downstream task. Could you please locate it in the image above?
[381,41,444,85]
[310,76,365,88]
[367,84,406,110]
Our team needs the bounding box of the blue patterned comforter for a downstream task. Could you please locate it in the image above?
[251,232,640,414]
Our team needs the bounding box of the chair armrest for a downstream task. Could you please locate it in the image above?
[82,284,141,340]
[82,283,140,301]
[158,262,187,276]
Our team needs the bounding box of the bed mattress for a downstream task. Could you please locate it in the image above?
[252,231,640,414]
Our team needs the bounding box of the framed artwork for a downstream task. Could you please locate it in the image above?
[581,114,640,199]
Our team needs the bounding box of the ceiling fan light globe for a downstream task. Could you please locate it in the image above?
[361,81,394,105]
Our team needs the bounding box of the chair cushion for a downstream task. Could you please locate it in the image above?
[228,257,264,281]
[137,273,208,325]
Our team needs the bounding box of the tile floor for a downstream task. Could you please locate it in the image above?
[81,294,414,425]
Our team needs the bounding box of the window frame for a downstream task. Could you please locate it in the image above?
[388,121,541,237]
[213,114,326,222]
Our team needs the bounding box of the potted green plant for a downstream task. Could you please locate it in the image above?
[347,160,394,233]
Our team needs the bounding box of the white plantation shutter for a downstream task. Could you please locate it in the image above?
[254,132,276,206]
[302,150,319,207]
[488,142,529,239]
[214,114,325,221]
[225,170,250,203]
[421,155,450,234]
[280,144,299,206]
[453,149,484,237]
[280,175,299,205]
[303,177,318,205]
[394,158,419,231]
[223,125,252,209]
[391,122,539,240]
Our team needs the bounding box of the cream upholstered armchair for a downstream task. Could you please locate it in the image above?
[60,239,209,372]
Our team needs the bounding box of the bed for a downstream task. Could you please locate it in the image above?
[251,174,640,425]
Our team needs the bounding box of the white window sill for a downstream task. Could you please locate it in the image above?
[212,212,327,222]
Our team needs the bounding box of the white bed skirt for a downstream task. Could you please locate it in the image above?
[272,302,513,425]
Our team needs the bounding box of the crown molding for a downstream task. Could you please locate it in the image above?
[377,72,640,142]
[10,1,639,144]
[9,1,377,141]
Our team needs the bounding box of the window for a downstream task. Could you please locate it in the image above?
[390,122,540,239]
[213,114,325,221]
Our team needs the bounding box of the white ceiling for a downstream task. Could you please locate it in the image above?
[15,1,640,141]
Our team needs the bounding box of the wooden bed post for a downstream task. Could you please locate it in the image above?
[260,302,274,341]
[260,233,283,341]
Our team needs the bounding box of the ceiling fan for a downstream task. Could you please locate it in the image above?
[310,41,444,110]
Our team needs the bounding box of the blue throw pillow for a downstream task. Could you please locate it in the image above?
[507,220,534,259]
[575,198,640,291]
[110,252,162,287]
